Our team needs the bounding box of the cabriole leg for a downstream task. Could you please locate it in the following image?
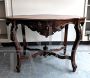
[11,21,22,72]
[64,24,68,55]
[21,24,27,55]
[71,21,82,72]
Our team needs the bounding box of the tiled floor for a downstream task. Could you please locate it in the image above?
[0,45,90,78]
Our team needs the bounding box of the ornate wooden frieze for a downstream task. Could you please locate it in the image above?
[6,19,84,37]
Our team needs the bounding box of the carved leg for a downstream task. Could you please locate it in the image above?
[16,52,21,72]
[71,21,82,72]
[11,21,22,72]
[64,24,68,55]
[21,24,27,55]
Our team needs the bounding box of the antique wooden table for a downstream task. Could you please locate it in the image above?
[6,14,85,72]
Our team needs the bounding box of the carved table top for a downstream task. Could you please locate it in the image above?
[6,14,85,37]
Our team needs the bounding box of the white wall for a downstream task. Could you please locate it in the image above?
[12,0,84,16]
[5,0,85,42]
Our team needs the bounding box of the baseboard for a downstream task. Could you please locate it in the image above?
[1,41,90,47]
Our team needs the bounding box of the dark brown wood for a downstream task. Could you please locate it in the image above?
[64,24,68,55]
[31,51,71,60]
[11,20,22,72]
[6,14,84,20]
[49,46,65,51]
[71,19,82,72]
[6,15,85,72]
[21,24,27,55]
[6,15,85,37]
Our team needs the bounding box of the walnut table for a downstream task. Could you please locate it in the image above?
[6,14,85,72]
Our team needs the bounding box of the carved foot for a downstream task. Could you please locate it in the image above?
[72,64,77,72]
[16,65,20,73]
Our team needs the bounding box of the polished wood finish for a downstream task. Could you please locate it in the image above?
[21,24,27,55]
[6,14,85,72]
[64,24,68,55]
[10,21,21,72]
[6,14,84,20]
